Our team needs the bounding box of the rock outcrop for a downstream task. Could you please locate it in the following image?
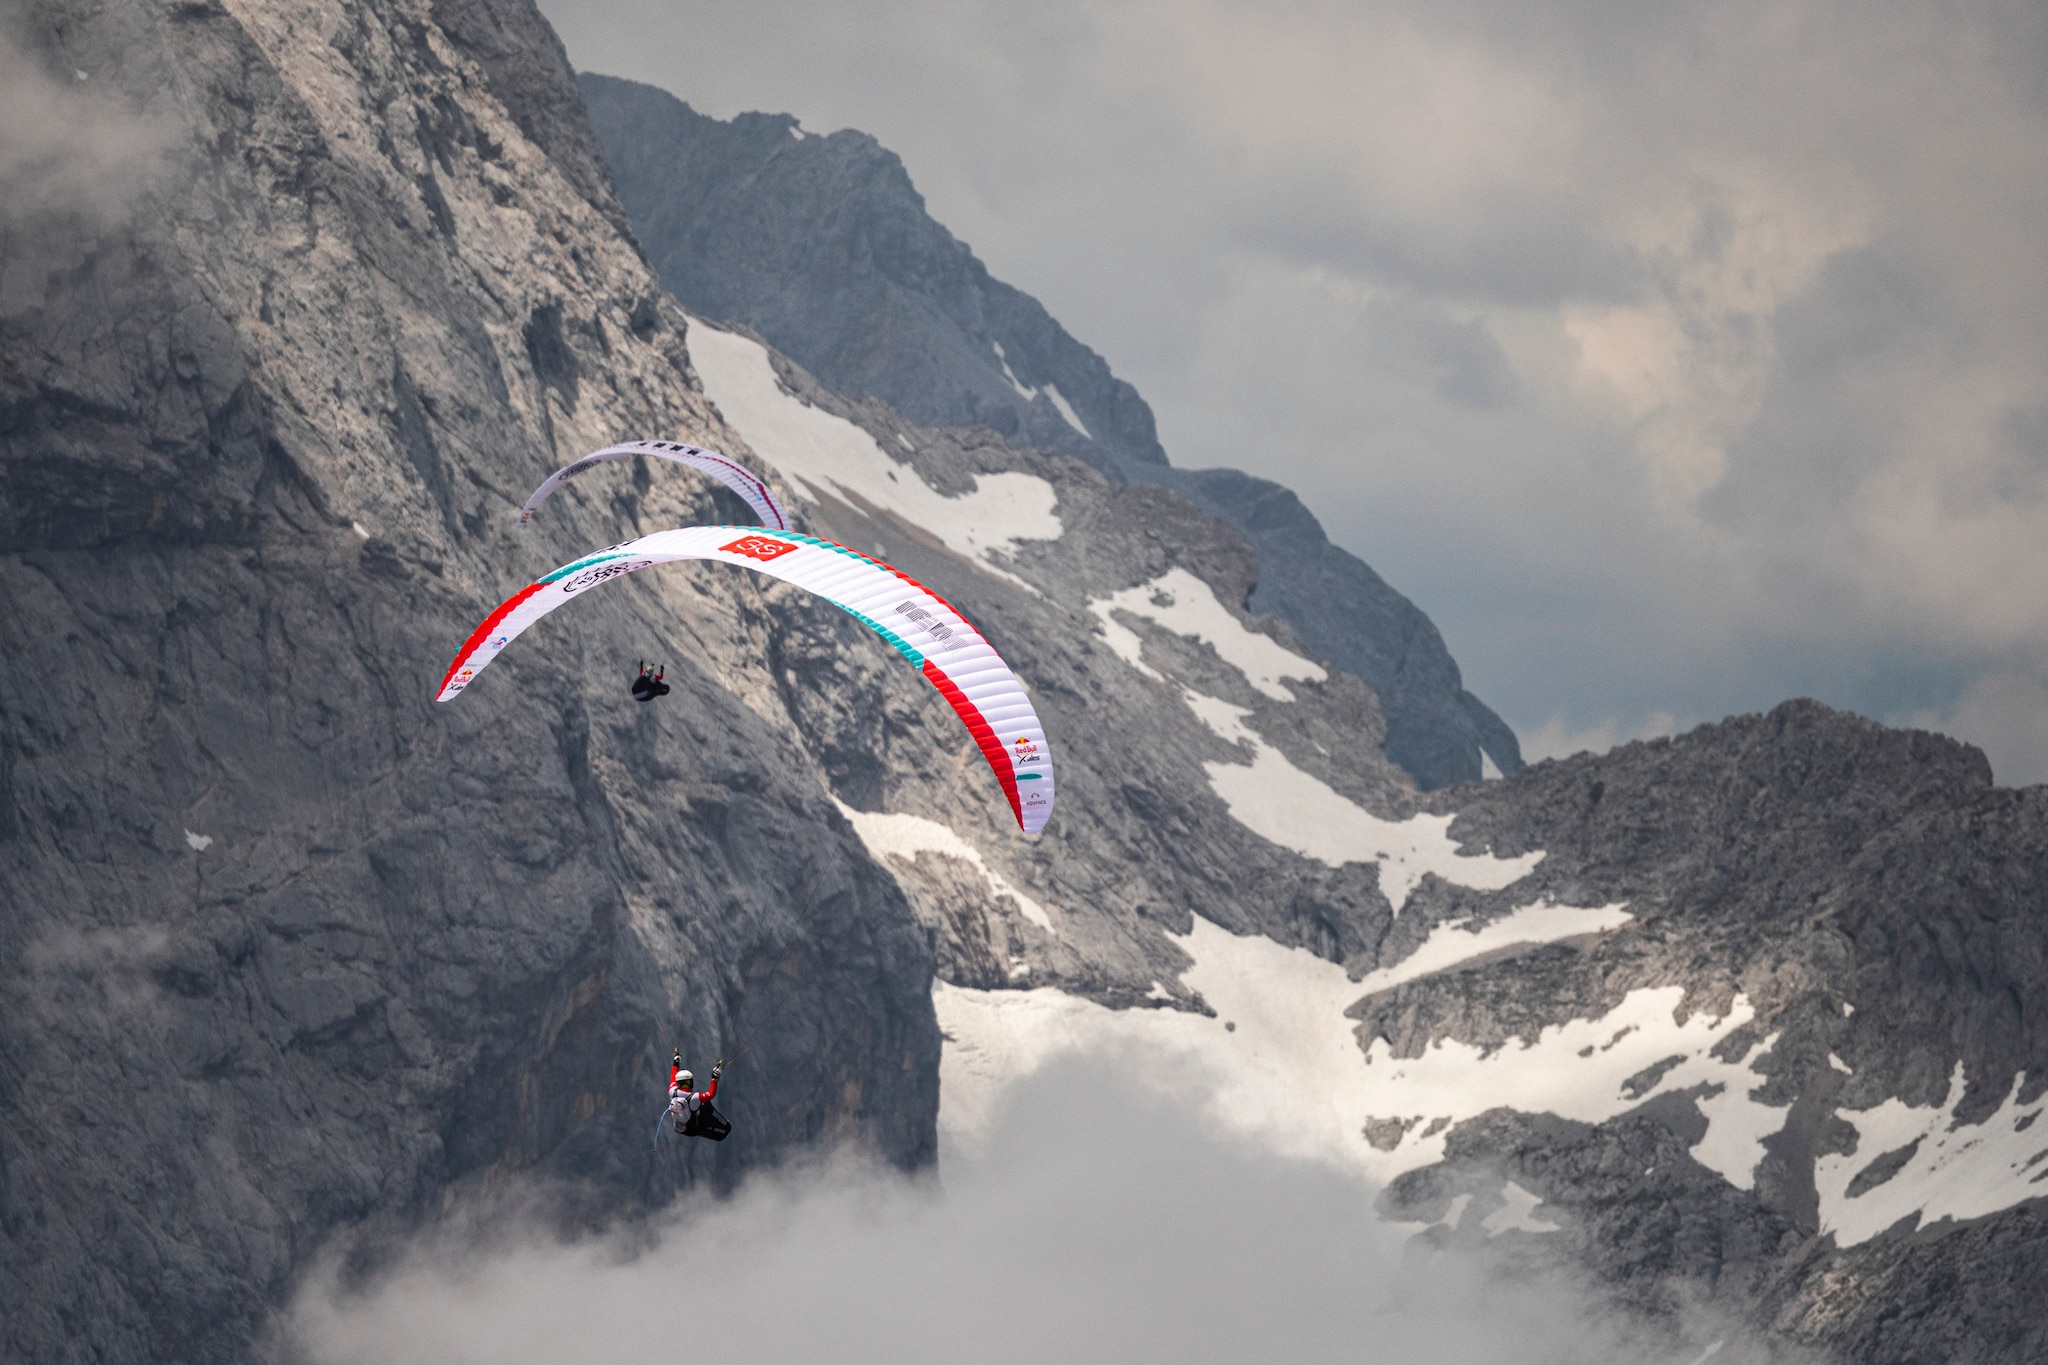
[1385,703,2048,1364]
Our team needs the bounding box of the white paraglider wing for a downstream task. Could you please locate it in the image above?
[520,441,790,531]
[436,527,1055,834]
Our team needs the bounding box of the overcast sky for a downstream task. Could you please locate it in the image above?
[542,0,2048,782]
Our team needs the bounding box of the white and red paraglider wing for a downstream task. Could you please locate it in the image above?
[434,527,1054,834]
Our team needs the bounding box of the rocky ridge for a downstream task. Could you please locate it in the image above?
[1388,709,2048,1363]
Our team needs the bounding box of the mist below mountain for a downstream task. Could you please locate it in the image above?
[286,1061,1784,1365]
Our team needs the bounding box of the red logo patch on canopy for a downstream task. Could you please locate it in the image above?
[720,534,797,562]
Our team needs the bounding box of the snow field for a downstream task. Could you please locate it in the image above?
[1199,742,1542,912]
[991,338,1035,405]
[833,802,1055,934]
[1043,385,1092,439]
[991,339,1093,438]
[1349,899,1633,996]
[1178,690,1540,912]
[1087,570,1541,910]
[685,320,1062,585]
[937,911,1786,1193]
[1088,569,1326,700]
[1814,1062,2048,1247]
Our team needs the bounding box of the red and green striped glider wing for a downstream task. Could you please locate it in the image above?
[436,526,1054,834]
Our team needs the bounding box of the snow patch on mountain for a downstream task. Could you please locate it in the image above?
[686,320,1061,584]
[938,911,1782,1193]
[834,801,1054,934]
[984,340,1091,439]
[1361,988,1783,1191]
[1815,1063,2048,1247]
[1179,688,1259,746]
[1086,569,1536,909]
[1089,569,1325,700]
[1043,384,1092,439]
[1199,735,1542,910]
[1351,900,1633,995]
[991,339,1034,401]
[1176,688,1540,911]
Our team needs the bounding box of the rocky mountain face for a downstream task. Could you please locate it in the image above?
[5,3,2046,1364]
[0,3,941,1360]
[578,73,1522,791]
[1389,707,2048,1363]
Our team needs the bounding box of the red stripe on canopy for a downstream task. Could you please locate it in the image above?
[923,658,1024,830]
[437,579,545,698]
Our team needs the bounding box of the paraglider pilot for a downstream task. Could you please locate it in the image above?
[654,1050,722,1147]
[631,660,670,702]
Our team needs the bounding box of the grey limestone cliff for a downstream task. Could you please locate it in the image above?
[577,73,1523,791]
[0,3,938,1361]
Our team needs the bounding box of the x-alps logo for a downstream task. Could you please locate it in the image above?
[1011,735,1043,765]
[721,534,797,563]
[560,559,651,594]
[446,667,476,695]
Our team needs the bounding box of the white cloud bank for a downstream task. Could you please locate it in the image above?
[282,1066,1748,1365]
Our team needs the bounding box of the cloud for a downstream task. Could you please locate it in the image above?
[281,1063,1763,1365]
[539,0,2048,760]
[0,28,172,310]
[1906,671,2048,788]
[1520,711,1681,765]
[0,32,168,215]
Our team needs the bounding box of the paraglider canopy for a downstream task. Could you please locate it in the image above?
[520,440,790,531]
[437,526,1055,835]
